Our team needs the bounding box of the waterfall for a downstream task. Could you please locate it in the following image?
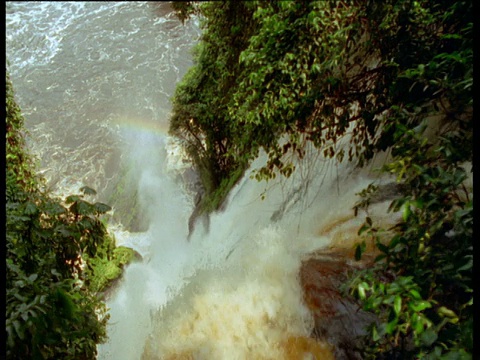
[97,133,391,359]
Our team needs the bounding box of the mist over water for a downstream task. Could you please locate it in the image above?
[7,3,393,359]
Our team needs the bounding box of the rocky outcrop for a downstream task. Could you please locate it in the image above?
[300,250,377,360]
[187,192,210,240]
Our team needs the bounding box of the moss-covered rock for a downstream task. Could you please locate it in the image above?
[84,236,139,296]
[103,162,148,232]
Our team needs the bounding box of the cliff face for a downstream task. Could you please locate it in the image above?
[300,250,377,359]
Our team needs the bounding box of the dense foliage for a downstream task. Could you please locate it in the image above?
[172,0,472,358]
[171,1,259,211]
[347,1,473,358]
[171,0,471,203]
[348,125,473,358]
[6,72,118,359]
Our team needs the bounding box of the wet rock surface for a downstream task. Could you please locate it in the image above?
[300,250,377,360]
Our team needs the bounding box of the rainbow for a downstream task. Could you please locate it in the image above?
[113,116,171,137]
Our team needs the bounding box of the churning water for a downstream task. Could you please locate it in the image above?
[7,2,393,359]
[6,1,200,199]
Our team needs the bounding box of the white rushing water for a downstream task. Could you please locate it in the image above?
[7,3,395,359]
[98,130,392,359]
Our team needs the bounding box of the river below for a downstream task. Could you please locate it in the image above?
[6,1,200,202]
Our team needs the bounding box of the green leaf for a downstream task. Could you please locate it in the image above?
[376,242,389,253]
[411,312,423,334]
[12,320,24,340]
[80,186,97,196]
[457,258,473,272]
[79,217,95,230]
[409,289,421,300]
[358,224,369,236]
[402,202,411,222]
[24,201,38,215]
[71,200,94,215]
[374,254,387,262]
[44,201,66,215]
[65,195,81,204]
[6,325,15,348]
[438,306,457,319]
[51,268,61,277]
[389,235,403,249]
[14,293,28,302]
[355,242,365,261]
[394,295,402,316]
[94,202,112,214]
[386,318,398,335]
[420,328,438,346]
[372,325,380,341]
[357,282,368,300]
[410,300,432,312]
[56,226,72,237]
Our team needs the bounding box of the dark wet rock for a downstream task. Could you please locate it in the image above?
[129,248,144,262]
[370,182,405,204]
[187,192,210,240]
[300,250,377,360]
[172,165,211,240]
